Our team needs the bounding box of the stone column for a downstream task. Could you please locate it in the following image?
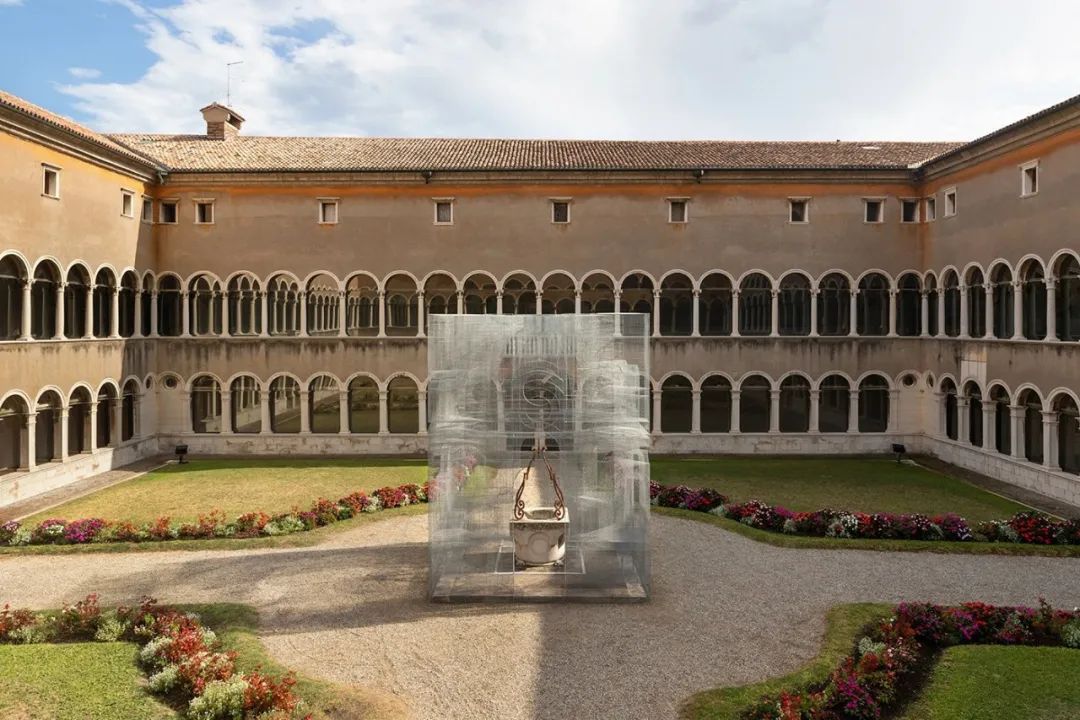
[919,289,929,337]
[455,290,464,315]
[220,291,230,337]
[133,287,142,338]
[377,291,386,338]
[83,287,93,339]
[20,414,35,470]
[415,291,425,338]
[496,291,504,315]
[936,290,946,338]
[535,290,543,315]
[180,292,190,337]
[54,282,65,339]
[613,290,622,337]
[574,290,582,315]
[848,291,858,337]
[417,389,428,435]
[259,391,272,434]
[769,289,779,337]
[260,292,269,337]
[1011,280,1024,340]
[984,283,994,338]
[88,403,99,451]
[982,402,996,450]
[1042,410,1059,470]
[730,290,740,337]
[220,392,233,435]
[338,390,350,434]
[958,285,969,338]
[808,388,820,434]
[109,286,120,338]
[1046,280,1057,341]
[150,291,159,337]
[957,398,969,444]
[180,390,191,436]
[809,289,819,337]
[1009,405,1025,459]
[690,389,701,434]
[847,389,859,433]
[378,389,389,435]
[691,289,701,337]
[887,389,899,432]
[652,289,661,338]
[769,388,780,433]
[59,407,70,462]
[651,387,662,435]
[936,392,948,437]
[730,389,741,433]
[887,289,897,337]
[19,280,32,340]
[299,390,311,434]
[299,292,308,336]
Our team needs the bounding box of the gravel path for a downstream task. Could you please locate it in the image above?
[2,515,1080,720]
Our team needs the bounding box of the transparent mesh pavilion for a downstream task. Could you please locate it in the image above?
[427,314,651,601]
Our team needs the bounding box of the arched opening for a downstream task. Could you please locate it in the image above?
[96,384,117,447]
[857,273,889,336]
[1055,255,1080,342]
[140,273,154,336]
[660,375,692,432]
[348,376,379,433]
[964,381,983,447]
[64,265,91,338]
[227,274,261,336]
[699,273,732,336]
[990,265,1014,339]
[422,273,458,332]
[188,275,222,336]
[817,273,851,336]
[941,379,958,440]
[966,267,986,337]
[943,270,961,337]
[620,273,654,328]
[541,273,576,314]
[858,375,889,432]
[1020,261,1046,340]
[580,272,615,314]
[1055,394,1080,474]
[739,374,771,432]
[896,273,921,336]
[778,274,811,336]
[67,387,92,455]
[738,273,772,336]
[385,273,419,335]
[462,273,498,315]
[92,268,116,338]
[309,375,340,433]
[269,376,301,432]
[31,260,59,339]
[0,255,26,340]
[659,274,694,336]
[118,271,137,337]
[346,273,380,336]
[502,273,538,315]
[34,390,63,463]
[1019,389,1043,463]
[190,375,222,433]
[0,395,28,471]
[230,375,262,433]
[388,376,419,433]
[989,385,1011,455]
[157,274,182,337]
[779,375,810,432]
[266,275,301,336]
[925,273,939,336]
[700,375,731,433]
[120,379,138,441]
[305,273,340,336]
[818,374,850,432]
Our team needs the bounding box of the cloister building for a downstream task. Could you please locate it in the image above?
[1,89,1078,508]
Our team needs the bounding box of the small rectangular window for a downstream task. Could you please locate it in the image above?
[121,190,134,217]
[924,197,937,222]
[900,199,919,223]
[318,199,339,224]
[141,198,153,223]
[863,198,884,223]
[944,187,957,217]
[42,165,60,198]
[788,198,809,223]
[195,200,214,224]
[434,199,454,225]
[668,198,688,223]
[1021,160,1039,197]
[160,200,178,224]
[551,200,570,224]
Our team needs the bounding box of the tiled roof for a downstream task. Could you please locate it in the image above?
[107,134,962,173]
[0,90,161,169]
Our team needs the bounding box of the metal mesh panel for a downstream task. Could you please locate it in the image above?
[427,313,651,601]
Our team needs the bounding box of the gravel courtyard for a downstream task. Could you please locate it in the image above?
[2,514,1080,720]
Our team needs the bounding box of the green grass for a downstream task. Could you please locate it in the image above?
[651,456,1028,522]
[0,642,175,720]
[24,457,426,526]
[681,603,891,719]
[901,645,1080,719]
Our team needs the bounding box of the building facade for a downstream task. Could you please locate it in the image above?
[1,90,1078,508]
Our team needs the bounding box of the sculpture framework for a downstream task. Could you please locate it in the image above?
[427,314,651,601]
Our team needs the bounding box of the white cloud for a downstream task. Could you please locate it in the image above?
[0,0,24,6]
[68,67,102,79]
[59,0,1080,140]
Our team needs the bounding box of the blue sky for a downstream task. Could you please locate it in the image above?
[2,0,1079,140]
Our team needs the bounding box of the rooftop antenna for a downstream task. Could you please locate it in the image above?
[226,60,244,107]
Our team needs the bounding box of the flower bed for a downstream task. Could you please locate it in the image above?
[740,600,1080,719]
[0,483,427,547]
[648,482,1080,546]
[0,594,308,719]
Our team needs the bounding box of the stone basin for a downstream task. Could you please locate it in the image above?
[509,507,570,566]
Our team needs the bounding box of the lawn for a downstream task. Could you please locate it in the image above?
[651,456,1028,521]
[901,645,1080,719]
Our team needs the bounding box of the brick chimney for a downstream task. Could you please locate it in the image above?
[200,103,245,141]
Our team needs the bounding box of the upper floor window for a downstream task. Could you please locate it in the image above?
[318,198,339,224]
[900,199,919,223]
[788,197,809,224]
[863,198,884,223]
[1020,160,1039,197]
[434,198,454,225]
[160,200,178,224]
[121,190,134,218]
[551,199,570,224]
[924,196,937,222]
[195,200,215,224]
[42,165,60,199]
[943,187,957,217]
[141,198,153,223]
[668,198,688,224]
